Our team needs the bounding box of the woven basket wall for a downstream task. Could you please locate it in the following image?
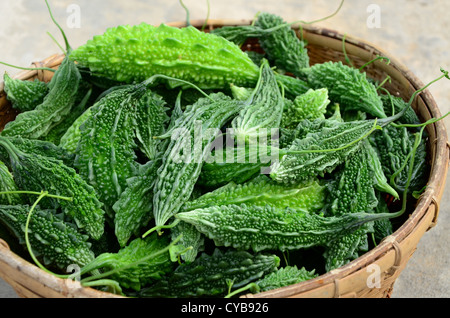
[0,20,448,298]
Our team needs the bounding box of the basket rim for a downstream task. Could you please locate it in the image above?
[0,20,448,298]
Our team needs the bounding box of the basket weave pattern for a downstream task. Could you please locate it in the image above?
[0,21,448,298]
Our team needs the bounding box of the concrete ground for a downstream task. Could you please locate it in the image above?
[0,0,449,298]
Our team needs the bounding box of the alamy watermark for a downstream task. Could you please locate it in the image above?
[367,4,381,29]
[366,264,381,289]
[66,4,81,29]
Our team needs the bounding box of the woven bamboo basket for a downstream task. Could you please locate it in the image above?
[0,20,448,298]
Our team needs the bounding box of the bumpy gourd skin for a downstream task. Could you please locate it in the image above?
[74,85,145,211]
[380,94,421,125]
[82,234,174,291]
[369,125,428,193]
[176,203,387,253]
[250,265,318,293]
[304,61,386,119]
[152,93,244,228]
[113,160,161,247]
[133,90,169,160]
[270,120,377,185]
[281,88,330,129]
[69,23,260,89]
[3,74,49,112]
[323,144,379,271]
[182,175,325,213]
[231,59,284,141]
[197,155,267,188]
[0,136,75,169]
[1,57,81,139]
[137,249,280,298]
[0,160,21,205]
[0,205,95,270]
[255,12,310,77]
[323,139,399,271]
[0,138,105,240]
[59,107,93,154]
[326,146,379,217]
[169,221,205,264]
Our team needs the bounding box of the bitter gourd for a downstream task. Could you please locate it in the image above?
[380,93,421,126]
[137,248,280,298]
[0,137,105,240]
[43,84,93,146]
[176,203,397,253]
[270,107,409,185]
[369,125,428,193]
[3,73,49,112]
[322,143,378,270]
[182,175,325,213]
[270,119,379,185]
[152,92,244,229]
[0,160,21,205]
[373,192,393,242]
[1,56,82,139]
[74,84,146,211]
[197,142,273,188]
[254,12,310,77]
[231,59,284,141]
[322,139,398,271]
[0,204,95,270]
[133,90,169,160]
[248,265,318,294]
[59,106,93,154]
[0,136,75,169]
[79,234,174,291]
[112,159,161,247]
[303,61,386,119]
[69,23,260,89]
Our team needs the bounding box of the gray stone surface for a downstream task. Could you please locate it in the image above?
[0,0,449,298]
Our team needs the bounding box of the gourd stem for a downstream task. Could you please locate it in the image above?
[376,76,391,91]
[0,61,56,73]
[359,56,390,72]
[47,31,66,54]
[0,190,72,202]
[81,279,123,295]
[142,74,213,101]
[280,119,380,155]
[201,0,211,32]
[175,246,193,265]
[342,34,355,68]
[374,128,424,222]
[224,283,259,298]
[23,191,73,279]
[142,219,181,238]
[179,0,191,27]
[406,69,449,107]
[44,0,72,54]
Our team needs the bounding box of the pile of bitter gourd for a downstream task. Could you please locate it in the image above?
[0,3,447,298]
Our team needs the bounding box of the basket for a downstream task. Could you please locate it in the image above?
[0,20,448,298]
